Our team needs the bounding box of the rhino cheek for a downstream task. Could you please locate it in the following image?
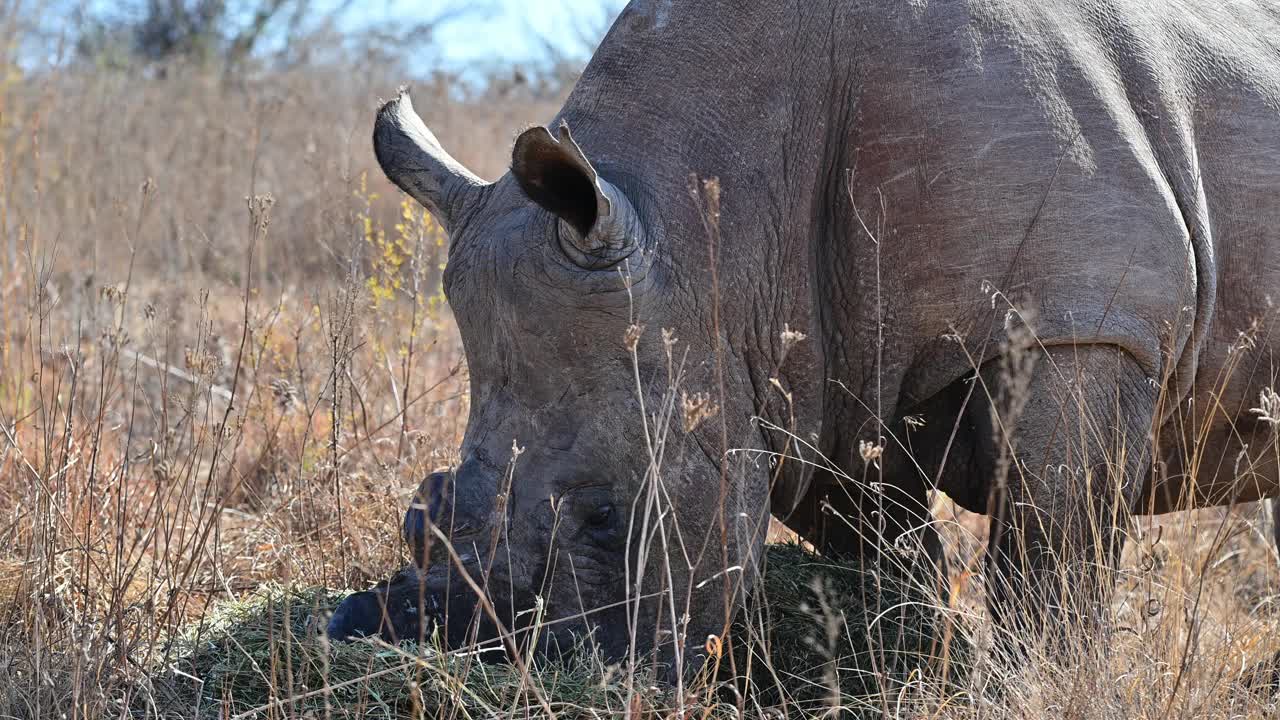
[542,569,629,659]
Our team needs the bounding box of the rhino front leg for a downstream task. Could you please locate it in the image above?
[982,343,1155,651]
[781,431,945,587]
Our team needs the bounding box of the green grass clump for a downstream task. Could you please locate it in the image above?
[165,544,967,718]
[168,586,648,718]
[732,543,969,713]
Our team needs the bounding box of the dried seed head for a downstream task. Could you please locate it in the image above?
[624,323,645,351]
[681,391,719,433]
[1231,319,1261,354]
[99,285,126,305]
[269,378,299,411]
[1251,387,1280,428]
[705,634,723,658]
[859,439,883,466]
[247,193,276,235]
[780,323,807,353]
[661,327,678,351]
[189,344,227,382]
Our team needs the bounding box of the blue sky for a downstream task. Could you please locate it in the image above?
[62,1,622,70]
[389,0,623,67]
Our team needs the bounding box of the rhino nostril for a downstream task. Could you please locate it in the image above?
[402,513,425,570]
[403,506,426,545]
[421,471,447,518]
[404,467,499,569]
[405,472,450,542]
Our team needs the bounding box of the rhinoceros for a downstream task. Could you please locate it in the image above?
[328,0,1280,670]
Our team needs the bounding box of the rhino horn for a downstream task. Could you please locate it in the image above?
[512,121,642,270]
[373,88,488,234]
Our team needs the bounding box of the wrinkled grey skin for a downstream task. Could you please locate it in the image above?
[330,0,1280,670]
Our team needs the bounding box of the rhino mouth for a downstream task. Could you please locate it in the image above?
[327,566,623,668]
[326,566,445,644]
[326,563,532,659]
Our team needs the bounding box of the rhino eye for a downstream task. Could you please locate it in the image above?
[585,503,615,530]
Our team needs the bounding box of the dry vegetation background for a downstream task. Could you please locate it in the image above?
[3,2,1280,718]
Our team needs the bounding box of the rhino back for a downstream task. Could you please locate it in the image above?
[552,0,1280,511]
[848,0,1280,509]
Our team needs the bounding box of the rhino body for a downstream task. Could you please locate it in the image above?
[331,0,1280,669]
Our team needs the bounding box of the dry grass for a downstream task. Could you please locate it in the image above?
[2,52,1280,720]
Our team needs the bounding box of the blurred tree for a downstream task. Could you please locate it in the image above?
[136,0,228,63]
[73,0,480,73]
[532,0,624,86]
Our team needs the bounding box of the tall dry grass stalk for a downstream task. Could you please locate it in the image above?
[0,57,552,717]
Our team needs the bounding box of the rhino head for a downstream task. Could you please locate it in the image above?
[327,91,771,672]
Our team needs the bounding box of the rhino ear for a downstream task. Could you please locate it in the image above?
[374,89,488,234]
[511,122,642,270]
